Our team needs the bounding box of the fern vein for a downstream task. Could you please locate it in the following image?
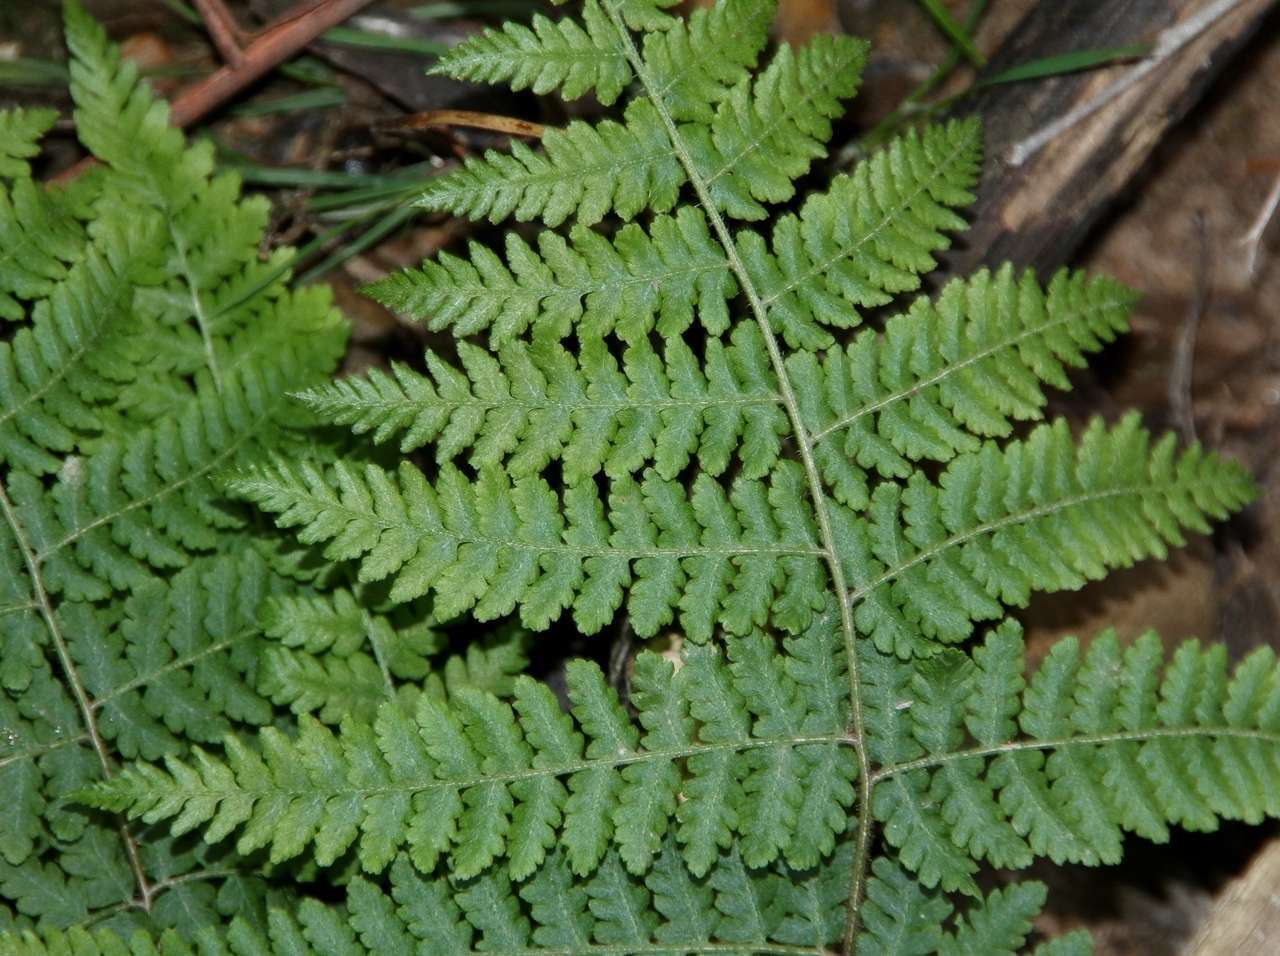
[36,403,270,560]
[89,626,257,709]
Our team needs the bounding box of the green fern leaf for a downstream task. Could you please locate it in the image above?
[353,259,1123,495]
[840,414,1254,657]
[374,120,978,346]
[432,0,632,104]
[78,608,855,879]
[0,175,87,323]
[0,0,344,934]
[228,456,833,640]
[683,35,868,221]
[296,324,784,482]
[796,264,1133,505]
[641,0,775,121]
[864,621,1280,896]
[15,0,1271,950]
[417,98,681,228]
[0,841,856,954]
[365,206,734,344]
[0,109,58,179]
[417,31,866,227]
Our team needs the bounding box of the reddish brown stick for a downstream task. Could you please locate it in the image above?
[192,0,247,65]
[170,0,376,127]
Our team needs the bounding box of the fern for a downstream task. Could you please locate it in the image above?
[0,0,352,936]
[3,0,1275,953]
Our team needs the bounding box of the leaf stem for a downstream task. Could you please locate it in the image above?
[0,476,154,911]
[594,7,875,951]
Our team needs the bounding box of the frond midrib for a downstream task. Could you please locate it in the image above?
[592,3,875,943]
[0,473,153,903]
[89,624,258,709]
[869,724,1280,784]
[35,402,273,560]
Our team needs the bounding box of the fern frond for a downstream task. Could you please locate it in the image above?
[0,176,87,323]
[0,222,151,473]
[856,856,1056,956]
[2,842,853,955]
[375,119,976,348]
[0,108,58,179]
[432,0,632,105]
[0,528,42,693]
[795,265,1134,506]
[365,206,734,345]
[68,550,275,761]
[350,259,1121,493]
[257,589,531,724]
[863,621,1280,896]
[1,845,1076,955]
[297,324,785,483]
[0,4,345,934]
[1,546,275,886]
[417,31,866,227]
[684,35,868,222]
[65,0,284,394]
[8,304,342,602]
[417,98,681,228]
[744,119,981,349]
[78,609,854,879]
[227,456,830,639]
[840,414,1254,658]
[641,0,775,121]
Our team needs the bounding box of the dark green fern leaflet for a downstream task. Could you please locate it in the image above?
[256,588,532,725]
[0,0,347,937]
[2,845,1085,956]
[0,107,87,323]
[81,607,854,881]
[9,0,1273,952]
[837,414,1253,658]
[860,625,1280,900]
[80,619,1280,953]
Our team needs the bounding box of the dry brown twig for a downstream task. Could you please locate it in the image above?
[1170,212,1211,444]
[380,108,549,139]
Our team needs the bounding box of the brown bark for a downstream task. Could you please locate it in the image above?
[944,0,1277,277]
